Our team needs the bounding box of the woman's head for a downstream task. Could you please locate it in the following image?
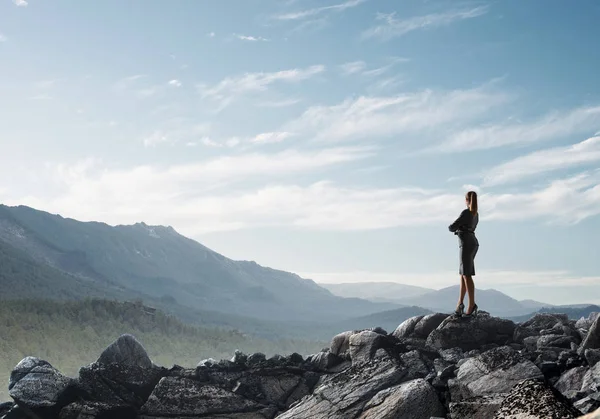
[465,191,478,215]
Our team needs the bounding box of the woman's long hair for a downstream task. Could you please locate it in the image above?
[466,191,478,215]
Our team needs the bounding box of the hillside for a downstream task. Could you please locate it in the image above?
[0,299,326,402]
[320,281,433,304]
[0,204,398,324]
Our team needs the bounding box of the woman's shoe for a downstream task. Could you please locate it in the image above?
[464,304,478,317]
[454,303,465,317]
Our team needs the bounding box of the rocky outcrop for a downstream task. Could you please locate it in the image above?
[3,311,600,419]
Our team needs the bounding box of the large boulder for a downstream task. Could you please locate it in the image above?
[493,378,582,418]
[276,353,409,418]
[139,377,273,418]
[582,362,600,394]
[78,334,167,409]
[580,406,600,418]
[580,316,600,355]
[349,331,387,365]
[59,402,137,419]
[448,346,544,402]
[554,366,589,398]
[393,313,448,340]
[330,331,354,356]
[575,393,600,416]
[514,313,570,343]
[358,379,445,419]
[577,313,600,330]
[9,357,80,417]
[448,395,505,419]
[427,312,515,351]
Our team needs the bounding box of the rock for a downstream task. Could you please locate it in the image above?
[401,350,431,380]
[574,393,600,415]
[349,330,386,365]
[198,358,218,368]
[440,347,465,364]
[554,366,589,397]
[514,313,570,343]
[426,312,515,351]
[539,361,561,378]
[306,351,343,371]
[581,316,600,355]
[583,362,600,393]
[140,377,268,417]
[9,357,79,416]
[493,378,583,418]
[277,354,408,418]
[330,331,354,356]
[97,334,152,368]
[393,315,426,339]
[0,405,29,419]
[247,353,267,366]
[231,350,248,365]
[579,406,600,418]
[358,379,446,419]
[577,313,600,330]
[587,349,600,368]
[59,402,137,419]
[448,346,543,402]
[0,402,14,416]
[448,394,505,419]
[537,334,578,351]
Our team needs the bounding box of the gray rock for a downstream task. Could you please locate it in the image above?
[537,334,578,351]
[277,355,408,418]
[574,392,600,415]
[580,406,600,418]
[448,346,543,402]
[449,394,505,419]
[554,366,589,397]
[581,316,600,355]
[349,330,385,365]
[307,351,343,371]
[412,313,449,339]
[9,357,78,412]
[514,313,569,343]
[231,350,248,365]
[247,353,267,366]
[587,349,600,368]
[401,350,431,380]
[583,362,600,393]
[59,402,137,419]
[577,313,600,330]
[440,347,465,364]
[359,379,445,419]
[393,315,426,339]
[0,402,13,417]
[426,312,515,351]
[140,377,266,417]
[493,378,583,418]
[97,333,152,368]
[330,331,354,356]
[197,358,217,368]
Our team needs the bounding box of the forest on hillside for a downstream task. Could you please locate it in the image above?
[0,299,326,401]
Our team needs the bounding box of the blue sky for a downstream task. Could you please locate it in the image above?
[1,0,600,304]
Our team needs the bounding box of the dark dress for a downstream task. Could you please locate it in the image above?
[448,209,479,276]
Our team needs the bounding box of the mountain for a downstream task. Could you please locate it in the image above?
[0,204,398,324]
[330,306,434,335]
[519,299,554,310]
[395,285,538,317]
[508,304,600,323]
[320,282,433,304]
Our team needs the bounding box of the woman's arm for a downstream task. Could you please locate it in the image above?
[448,209,469,232]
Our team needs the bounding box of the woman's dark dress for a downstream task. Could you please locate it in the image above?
[448,209,479,276]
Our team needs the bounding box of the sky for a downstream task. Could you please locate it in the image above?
[1,0,600,305]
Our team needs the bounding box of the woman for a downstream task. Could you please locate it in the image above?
[448,191,479,317]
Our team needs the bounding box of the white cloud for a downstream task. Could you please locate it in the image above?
[0,33,7,43]
[362,6,489,40]
[483,136,600,186]
[13,0,28,6]
[437,106,600,152]
[274,0,368,21]
[251,132,295,144]
[143,131,170,147]
[168,79,182,87]
[142,122,211,148]
[257,98,302,108]
[236,34,269,42]
[284,83,510,143]
[207,32,216,38]
[198,65,325,109]
[340,61,367,75]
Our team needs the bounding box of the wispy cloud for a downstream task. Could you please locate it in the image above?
[13,0,28,6]
[274,0,368,21]
[168,79,182,87]
[251,132,295,144]
[198,65,325,110]
[362,6,489,40]
[0,33,7,43]
[284,83,510,144]
[257,98,302,108]
[483,136,600,186]
[207,32,216,38]
[436,105,600,152]
[142,122,211,148]
[235,34,269,42]
[340,61,367,75]
[113,74,147,91]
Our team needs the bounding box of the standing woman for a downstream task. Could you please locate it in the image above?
[449,191,480,317]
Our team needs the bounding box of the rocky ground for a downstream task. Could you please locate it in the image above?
[2,310,600,419]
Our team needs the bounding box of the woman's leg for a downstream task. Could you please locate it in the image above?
[465,275,476,314]
[457,275,466,308]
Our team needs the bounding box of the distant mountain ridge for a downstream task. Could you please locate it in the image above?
[0,204,398,325]
[320,282,433,304]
